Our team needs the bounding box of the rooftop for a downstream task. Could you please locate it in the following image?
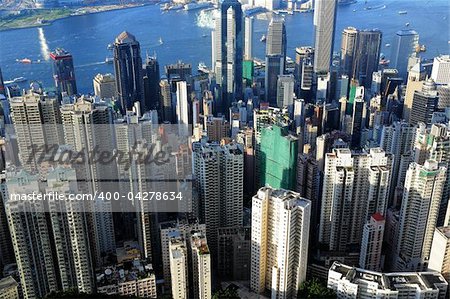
[330,262,448,292]
[0,276,18,290]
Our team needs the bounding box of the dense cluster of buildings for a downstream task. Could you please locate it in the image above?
[0,0,449,298]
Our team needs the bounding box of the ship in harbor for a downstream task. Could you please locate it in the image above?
[16,58,32,64]
[198,62,211,74]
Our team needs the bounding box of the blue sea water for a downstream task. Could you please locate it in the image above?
[0,0,448,93]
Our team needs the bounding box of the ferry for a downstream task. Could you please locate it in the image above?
[398,11,407,15]
[260,34,266,42]
[16,58,32,64]
[105,57,114,64]
[4,77,27,84]
[198,62,210,74]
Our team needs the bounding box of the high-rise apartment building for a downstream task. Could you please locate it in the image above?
[390,29,419,80]
[250,187,311,298]
[169,237,188,299]
[394,160,447,271]
[46,167,95,294]
[431,55,450,85]
[10,90,62,172]
[50,48,77,98]
[93,73,116,99]
[191,233,212,299]
[428,226,450,288]
[413,123,450,226]
[160,221,206,291]
[380,121,416,203]
[213,0,243,114]
[265,17,287,105]
[359,213,385,271]
[3,170,58,299]
[113,31,143,112]
[313,0,337,73]
[319,148,392,252]
[193,141,243,252]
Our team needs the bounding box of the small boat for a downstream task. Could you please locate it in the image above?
[159,37,163,44]
[405,22,410,27]
[105,57,113,64]
[107,44,114,50]
[17,58,32,64]
[202,34,208,38]
[398,10,407,15]
[379,59,390,66]
[385,43,391,47]
[353,9,356,12]
[260,34,266,42]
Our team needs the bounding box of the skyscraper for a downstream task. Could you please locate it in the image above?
[93,73,116,99]
[159,78,172,122]
[276,74,295,110]
[431,55,450,85]
[192,141,243,252]
[113,31,143,112]
[265,16,286,105]
[294,46,314,98]
[169,237,188,299]
[409,78,438,126]
[3,170,58,299]
[143,55,160,112]
[428,226,450,286]
[393,160,446,271]
[340,27,359,78]
[191,233,212,299]
[10,90,63,172]
[50,48,77,98]
[350,95,365,148]
[213,0,243,114]
[341,28,382,87]
[244,16,253,60]
[313,0,337,73]
[352,30,382,87]
[176,80,189,135]
[390,29,419,80]
[251,187,311,297]
[319,148,392,252]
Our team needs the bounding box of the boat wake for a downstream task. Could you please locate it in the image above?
[37,27,50,61]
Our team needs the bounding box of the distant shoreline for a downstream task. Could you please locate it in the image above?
[0,3,153,32]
